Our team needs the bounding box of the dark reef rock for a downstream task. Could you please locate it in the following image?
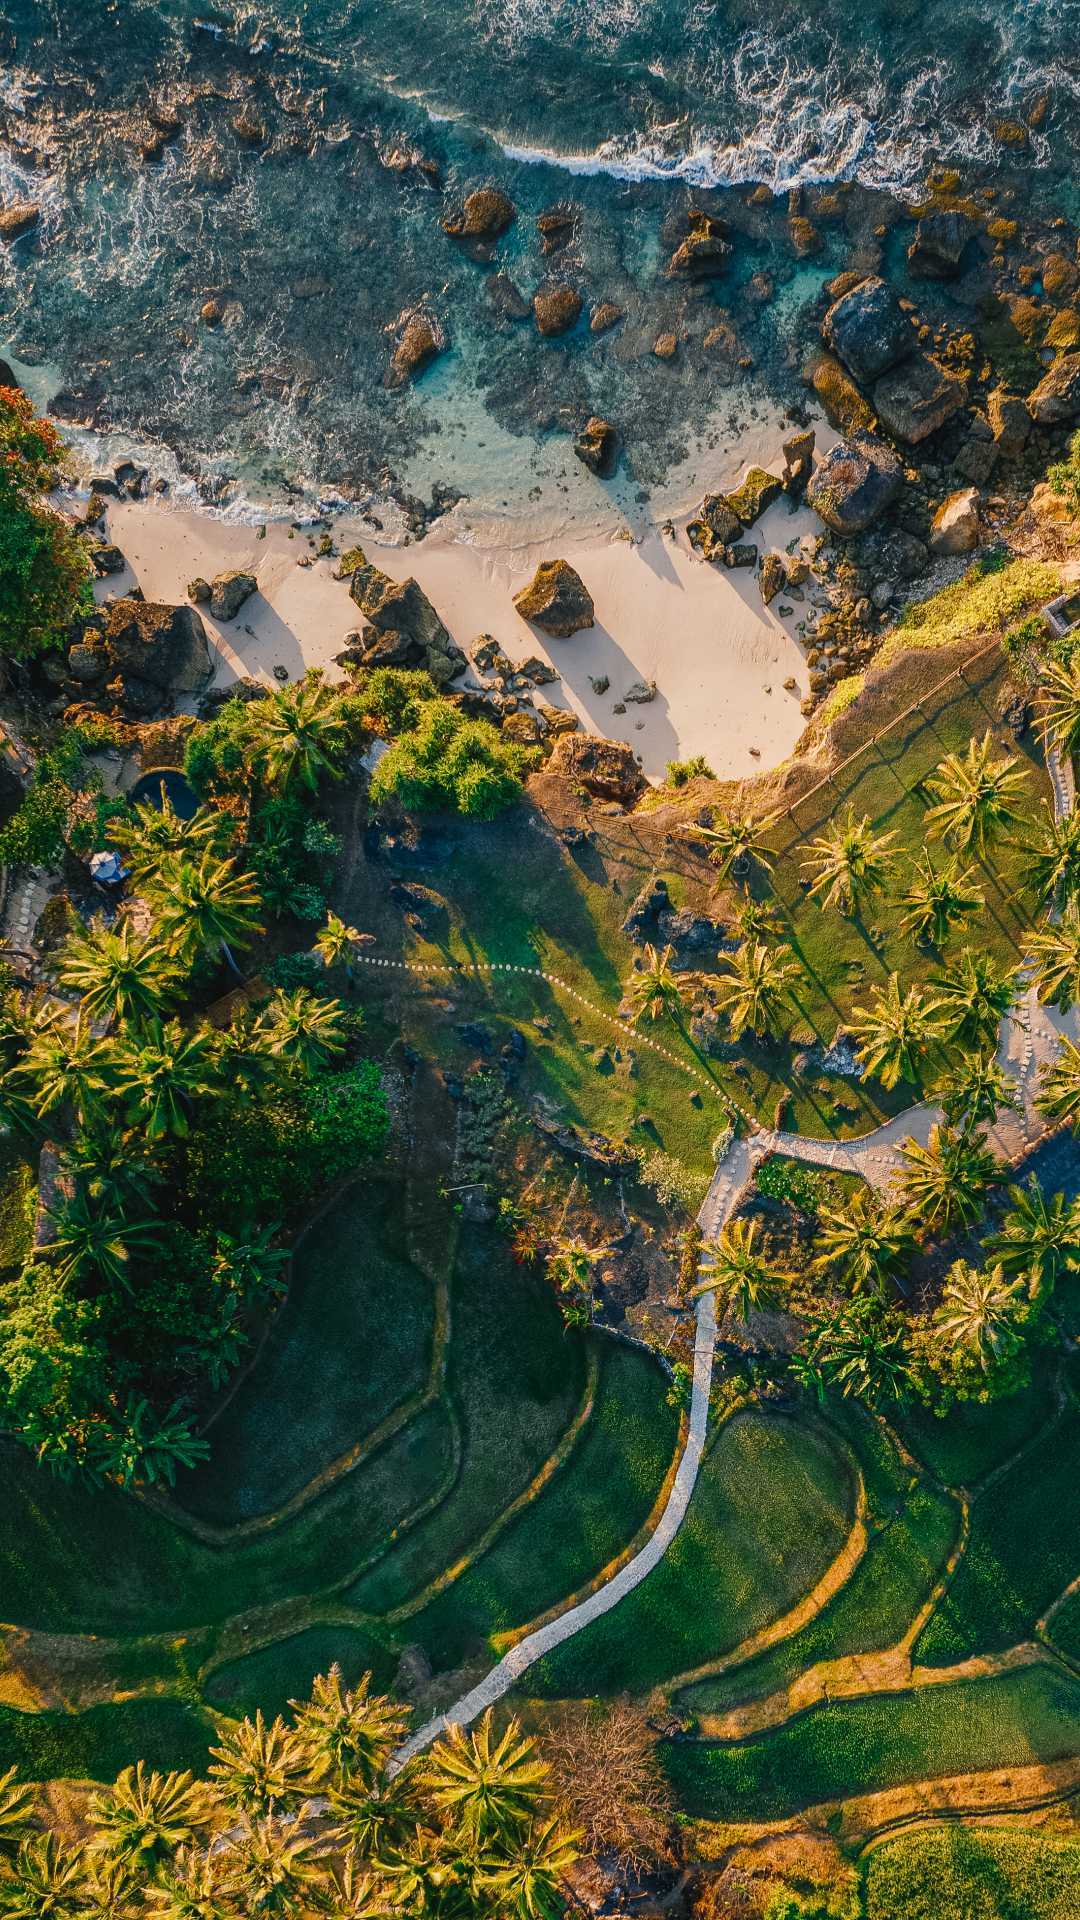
[573,416,618,476]
[822,276,912,384]
[907,210,974,279]
[667,209,730,278]
[872,353,967,443]
[807,433,903,535]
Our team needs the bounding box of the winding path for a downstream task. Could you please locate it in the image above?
[388,742,1080,1768]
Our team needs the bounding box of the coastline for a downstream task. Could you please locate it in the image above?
[95,412,832,786]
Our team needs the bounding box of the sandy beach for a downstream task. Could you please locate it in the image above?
[94,417,834,785]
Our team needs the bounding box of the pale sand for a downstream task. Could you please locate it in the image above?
[98,450,830,785]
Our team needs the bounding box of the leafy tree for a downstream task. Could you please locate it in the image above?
[897,1124,1000,1233]
[933,1051,1021,1133]
[0,385,93,660]
[692,1217,788,1322]
[802,809,898,916]
[315,912,369,980]
[850,974,939,1089]
[812,1190,914,1297]
[931,950,1018,1049]
[681,809,778,884]
[933,1260,1025,1371]
[1028,906,1080,1010]
[113,1019,219,1141]
[899,851,983,946]
[714,940,796,1037]
[544,1235,615,1329]
[987,1177,1080,1299]
[257,988,348,1075]
[1036,1035,1080,1128]
[793,1298,912,1410]
[625,942,684,1027]
[144,852,263,972]
[249,675,354,792]
[1029,803,1080,908]
[58,921,180,1025]
[370,699,538,819]
[923,730,1028,857]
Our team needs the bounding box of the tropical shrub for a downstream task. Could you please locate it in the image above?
[370,699,538,818]
[0,385,92,660]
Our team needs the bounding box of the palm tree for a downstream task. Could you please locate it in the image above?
[317,1858,392,1920]
[934,1260,1024,1370]
[113,1019,219,1141]
[899,850,983,946]
[793,1300,911,1410]
[94,1398,209,1490]
[250,676,352,792]
[987,1177,1080,1299]
[479,1816,582,1920]
[144,851,263,973]
[1029,804,1080,908]
[733,896,784,942]
[0,1765,35,1856]
[802,809,898,916]
[290,1667,406,1794]
[147,1846,232,1920]
[79,1856,141,1920]
[1038,652,1080,761]
[46,1191,163,1292]
[90,1763,212,1873]
[625,943,684,1026]
[714,940,796,1037]
[681,809,778,884]
[1036,1035,1080,1128]
[692,1217,788,1322]
[923,729,1028,857]
[257,988,347,1074]
[812,1190,914,1296]
[0,1832,87,1918]
[932,950,1018,1049]
[1029,907,1080,1011]
[219,1816,320,1917]
[545,1233,615,1328]
[933,1051,1021,1133]
[897,1124,1000,1233]
[314,912,371,981]
[16,1008,117,1128]
[421,1710,549,1844]
[110,793,235,886]
[850,974,939,1090]
[58,922,181,1025]
[209,1713,310,1819]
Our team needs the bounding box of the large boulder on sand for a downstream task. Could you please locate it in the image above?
[348,554,459,681]
[103,599,214,692]
[929,487,980,555]
[822,276,912,384]
[547,733,645,805]
[687,494,742,560]
[1027,354,1080,425]
[807,432,903,536]
[209,570,256,620]
[513,559,594,636]
[872,353,967,443]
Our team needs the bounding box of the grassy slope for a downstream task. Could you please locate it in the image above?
[0,1699,216,1784]
[203,1625,398,1722]
[863,1828,1080,1920]
[526,1412,856,1699]
[666,1664,1080,1820]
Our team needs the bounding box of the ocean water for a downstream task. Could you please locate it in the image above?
[1,0,1078,528]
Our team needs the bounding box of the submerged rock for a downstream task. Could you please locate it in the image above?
[388,309,447,386]
[0,203,39,242]
[210,570,257,620]
[907,210,973,279]
[590,301,623,334]
[822,276,912,384]
[807,433,903,535]
[667,208,730,278]
[442,186,515,239]
[513,559,594,636]
[573,416,618,476]
[534,286,582,336]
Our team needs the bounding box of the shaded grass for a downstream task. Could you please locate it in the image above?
[177,1180,437,1523]
[863,1828,1080,1920]
[400,1340,680,1674]
[0,1149,34,1275]
[915,1412,1080,1666]
[678,1418,958,1717]
[896,1367,1059,1489]
[526,1412,856,1699]
[345,1227,588,1616]
[665,1664,1080,1820]
[203,1625,397,1722]
[0,1697,215,1784]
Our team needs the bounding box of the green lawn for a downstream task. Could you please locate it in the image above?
[915,1412,1080,1666]
[896,1370,1059,1489]
[526,1412,857,1699]
[666,1664,1080,1820]
[203,1625,398,1722]
[0,1698,216,1784]
[177,1179,438,1523]
[398,1340,680,1673]
[679,1417,959,1718]
[863,1826,1080,1920]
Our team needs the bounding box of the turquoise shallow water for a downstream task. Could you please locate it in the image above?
[1,0,1078,518]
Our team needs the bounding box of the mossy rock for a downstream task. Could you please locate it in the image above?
[723,466,783,528]
[808,353,876,435]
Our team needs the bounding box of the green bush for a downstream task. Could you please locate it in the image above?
[755,1156,826,1214]
[666,754,714,787]
[0,388,93,661]
[360,666,440,733]
[369,699,538,819]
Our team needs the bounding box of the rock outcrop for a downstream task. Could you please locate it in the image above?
[348,553,460,683]
[533,286,582,336]
[687,494,742,560]
[546,733,645,804]
[907,210,973,279]
[573,416,618,476]
[442,187,515,239]
[871,353,967,443]
[209,570,256,620]
[1027,353,1080,424]
[103,599,214,694]
[822,276,912,384]
[807,433,903,535]
[929,487,980,555]
[724,466,783,527]
[667,209,730,278]
[513,559,594,636]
